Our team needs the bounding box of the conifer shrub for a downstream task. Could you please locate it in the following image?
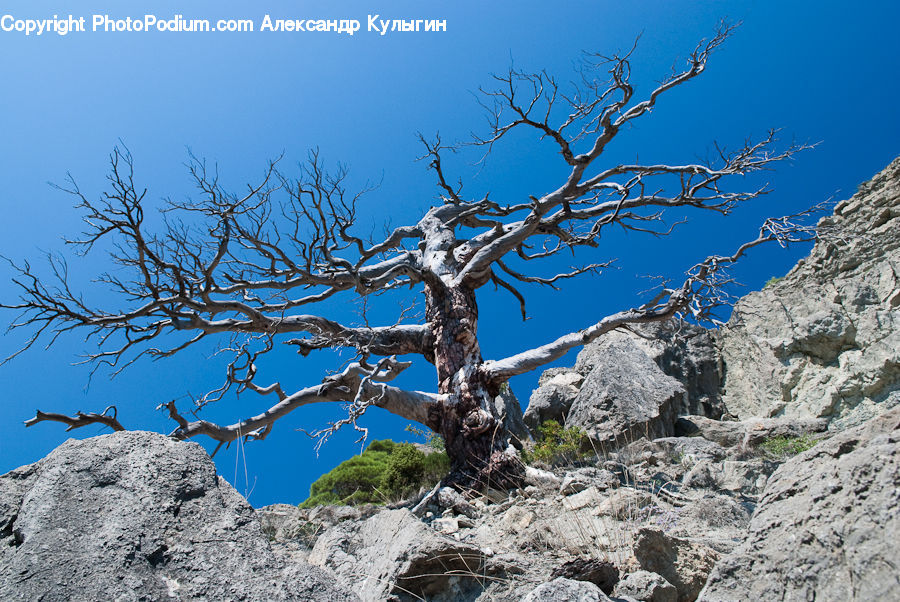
[300,439,449,508]
[522,420,590,466]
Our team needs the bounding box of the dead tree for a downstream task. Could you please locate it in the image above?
[3,25,822,489]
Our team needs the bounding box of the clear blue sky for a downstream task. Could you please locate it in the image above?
[1,1,897,507]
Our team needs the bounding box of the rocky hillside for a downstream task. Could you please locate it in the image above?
[719,157,900,427]
[526,157,900,434]
[1,157,898,601]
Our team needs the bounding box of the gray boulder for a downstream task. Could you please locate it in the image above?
[493,385,532,446]
[633,527,719,602]
[674,415,827,448]
[524,370,583,429]
[522,577,611,601]
[0,431,357,602]
[717,157,900,426]
[309,508,495,601]
[614,570,678,602]
[567,333,684,446]
[621,321,724,418]
[699,405,900,601]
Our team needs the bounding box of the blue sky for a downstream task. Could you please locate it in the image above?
[1,1,897,507]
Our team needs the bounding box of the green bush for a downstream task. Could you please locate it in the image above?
[522,420,589,466]
[381,443,425,494]
[759,434,817,459]
[764,275,785,288]
[300,439,449,508]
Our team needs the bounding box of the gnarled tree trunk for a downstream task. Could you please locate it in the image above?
[425,283,523,490]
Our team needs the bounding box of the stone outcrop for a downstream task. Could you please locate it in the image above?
[673,414,828,448]
[633,527,719,602]
[565,333,685,446]
[614,322,723,418]
[308,508,496,601]
[718,158,900,426]
[0,431,357,602]
[524,322,723,433]
[698,406,900,601]
[522,577,611,601]
[614,570,678,602]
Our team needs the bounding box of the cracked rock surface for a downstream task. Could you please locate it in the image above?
[718,158,900,427]
[0,431,358,602]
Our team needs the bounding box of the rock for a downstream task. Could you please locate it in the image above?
[618,321,724,419]
[667,495,752,554]
[525,372,583,429]
[560,467,620,495]
[309,508,494,601]
[525,465,562,490]
[718,158,900,427]
[0,431,357,602]
[717,461,770,496]
[501,505,535,531]
[673,416,748,447]
[493,385,533,446]
[563,485,604,511]
[699,405,900,602]
[596,488,652,521]
[633,527,719,602]
[567,333,684,447]
[681,460,719,490]
[650,437,730,464]
[432,516,460,535]
[674,415,827,448]
[614,570,678,602]
[681,459,772,498]
[551,557,619,594]
[522,577,612,601]
[437,486,479,519]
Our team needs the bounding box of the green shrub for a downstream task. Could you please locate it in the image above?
[522,420,589,466]
[381,443,425,494]
[759,434,817,459]
[764,275,785,288]
[300,439,449,508]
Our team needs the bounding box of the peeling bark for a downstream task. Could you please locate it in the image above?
[425,283,523,489]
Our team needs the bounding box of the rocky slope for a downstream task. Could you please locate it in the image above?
[719,157,900,427]
[525,158,900,433]
[699,407,900,601]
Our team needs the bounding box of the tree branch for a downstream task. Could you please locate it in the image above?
[482,204,829,380]
[24,405,125,433]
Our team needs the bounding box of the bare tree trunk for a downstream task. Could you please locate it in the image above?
[425,284,523,490]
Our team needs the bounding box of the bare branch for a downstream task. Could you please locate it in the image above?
[483,203,829,380]
[24,405,125,432]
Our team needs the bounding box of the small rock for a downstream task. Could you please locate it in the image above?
[522,577,611,601]
[432,516,459,535]
[560,467,620,495]
[563,486,603,511]
[614,570,677,602]
[437,486,479,519]
[525,466,562,489]
[596,488,652,521]
[501,505,535,531]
